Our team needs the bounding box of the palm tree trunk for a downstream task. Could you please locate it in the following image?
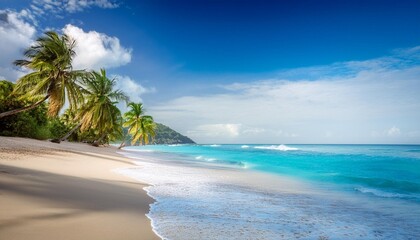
[98,133,107,143]
[0,95,49,119]
[118,133,127,149]
[118,141,126,149]
[92,133,107,147]
[59,122,82,142]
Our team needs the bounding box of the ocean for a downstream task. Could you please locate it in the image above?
[116,144,420,239]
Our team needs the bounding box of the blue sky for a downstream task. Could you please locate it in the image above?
[1,0,420,143]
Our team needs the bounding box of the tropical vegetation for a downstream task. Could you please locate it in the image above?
[0,31,85,119]
[120,102,156,148]
[76,69,128,145]
[0,31,158,146]
[0,80,56,139]
[152,123,195,144]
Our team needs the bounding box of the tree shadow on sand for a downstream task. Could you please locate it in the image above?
[0,164,152,230]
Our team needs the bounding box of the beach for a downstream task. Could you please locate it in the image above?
[0,137,159,240]
[119,144,420,239]
[1,138,420,240]
[0,0,419,239]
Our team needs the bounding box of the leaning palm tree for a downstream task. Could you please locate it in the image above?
[0,31,86,118]
[77,69,128,144]
[120,102,156,148]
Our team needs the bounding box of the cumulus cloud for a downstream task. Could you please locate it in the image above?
[114,75,153,103]
[150,47,420,144]
[0,9,36,81]
[63,24,131,70]
[111,74,155,113]
[0,20,131,80]
[31,0,119,16]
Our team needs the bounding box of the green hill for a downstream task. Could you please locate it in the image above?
[121,123,195,145]
[152,123,195,144]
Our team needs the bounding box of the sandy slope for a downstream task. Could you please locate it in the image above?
[0,136,159,240]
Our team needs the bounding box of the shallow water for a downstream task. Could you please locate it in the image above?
[116,144,420,239]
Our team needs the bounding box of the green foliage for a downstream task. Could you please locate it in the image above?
[120,123,195,145]
[13,31,86,117]
[123,102,156,145]
[0,80,51,139]
[77,128,98,143]
[77,69,127,144]
[1,31,192,146]
[0,80,14,100]
[1,79,193,144]
[33,125,53,140]
[153,123,195,144]
[48,117,71,139]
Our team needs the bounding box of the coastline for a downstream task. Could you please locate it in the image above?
[117,145,420,239]
[0,136,159,240]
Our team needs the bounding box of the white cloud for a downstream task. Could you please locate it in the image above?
[114,75,153,103]
[0,20,132,80]
[112,74,155,113]
[0,9,36,81]
[31,0,119,15]
[387,127,401,137]
[150,47,420,144]
[63,24,131,70]
[66,0,119,12]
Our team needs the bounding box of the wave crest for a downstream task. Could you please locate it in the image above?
[254,144,298,151]
[124,148,155,153]
[354,187,411,199]
[204,144,221,147]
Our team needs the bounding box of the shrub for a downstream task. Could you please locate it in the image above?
[0,80,51,139]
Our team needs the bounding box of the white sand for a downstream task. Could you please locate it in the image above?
[0,136,159,240]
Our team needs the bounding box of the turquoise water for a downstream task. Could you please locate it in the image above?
[126,144,420,201]
[119,144,420,239]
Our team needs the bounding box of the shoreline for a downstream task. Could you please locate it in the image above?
[0,136,159,240]
[117,145,420,239]
[116,148,327,239]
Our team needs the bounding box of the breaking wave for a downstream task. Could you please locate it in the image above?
[254,144,298,151]
[354,187,419,200]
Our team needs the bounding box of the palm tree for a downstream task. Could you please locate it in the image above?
[120,102,156,148]
[98,107,124,145]
[77,69,128,144]
[0,31,86,119]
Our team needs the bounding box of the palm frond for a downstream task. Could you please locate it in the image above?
[12,30,87,117]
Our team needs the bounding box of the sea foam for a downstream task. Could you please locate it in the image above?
[116,149,420,240]
[355,187,415,199]
[254,144,298,151]
[123,148,155,153]
[208,144,221,147]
